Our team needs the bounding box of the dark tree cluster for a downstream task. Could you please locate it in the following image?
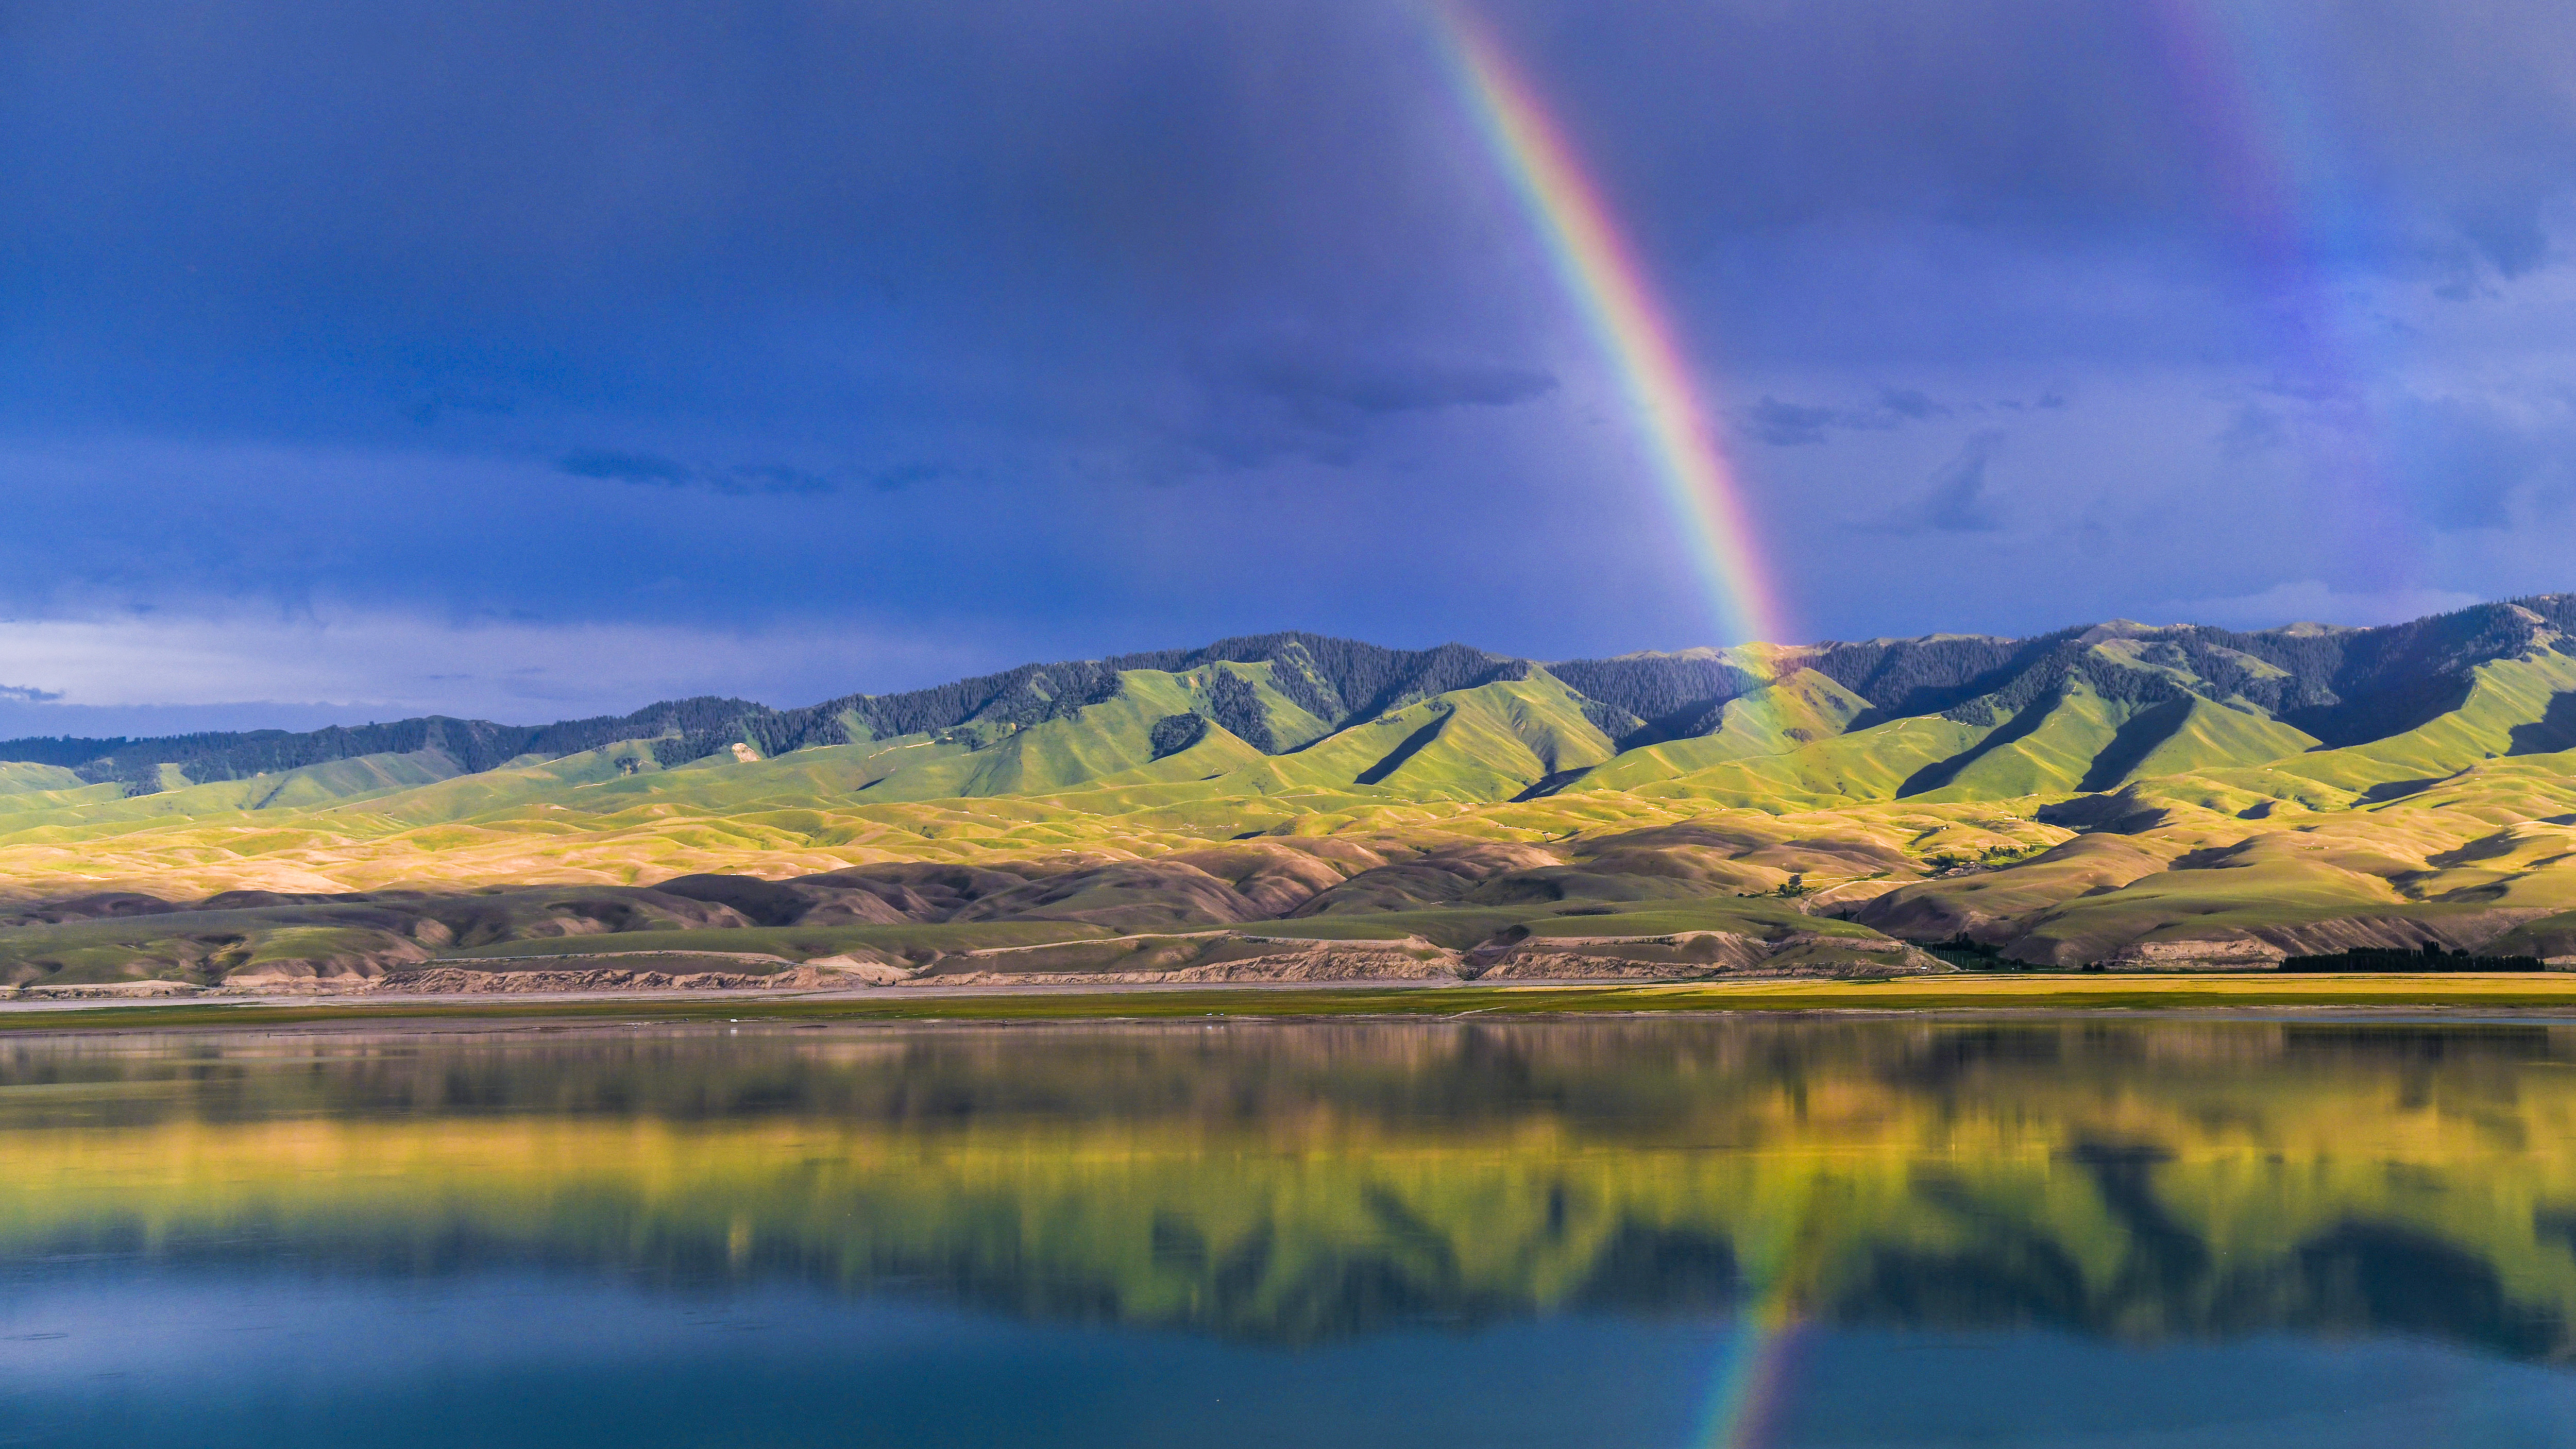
[2210,601,2565,746]
[1546,654,1760,748]
[1247,642,1342,724]
[2280,946,2545,973]
[1794,633,2042,719]
[1574,697,1647,745]
[1148,712,1210,759]
[1152,634,1533,725]
[1200,671,1277,753]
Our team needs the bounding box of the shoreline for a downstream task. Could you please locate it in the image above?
[7,971,2576,1031]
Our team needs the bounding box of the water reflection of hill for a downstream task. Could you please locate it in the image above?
[3,1020,2573,1352]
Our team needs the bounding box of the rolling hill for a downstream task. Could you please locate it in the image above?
[9,597,2576,991]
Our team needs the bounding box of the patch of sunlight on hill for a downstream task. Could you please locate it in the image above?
[1609,716,1989,810]
[2251,651,2576,798]
[1578,670,1870,791]
[0,762,89,797]
[2107,696,2319,786]
[1238,673,1617,802]
[0,749,475,833]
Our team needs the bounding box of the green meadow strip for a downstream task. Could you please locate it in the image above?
[8,973,2576,1030]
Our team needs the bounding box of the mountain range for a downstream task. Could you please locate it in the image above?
[8,596,2576,991]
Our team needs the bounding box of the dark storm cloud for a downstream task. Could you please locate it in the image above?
[1874,431,2009,535]
[1741,399,1848,448]
[1995,391,2070,413]
[1927,431,2009,533]
[1739,390,1952,446]
[5,0,2576,715]
[0,685,65,704]
[2218,403,2287,459]
[1243,351,1556,417]
[2387,396,2563,531]
[1172,347,1557,469]
[1875,389,1950,421]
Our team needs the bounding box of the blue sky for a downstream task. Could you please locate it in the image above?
[4,0,2573,728]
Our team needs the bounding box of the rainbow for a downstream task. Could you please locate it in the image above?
[1428,4,1783,645]
[1689,1288,1808,1448]
[1679,1192,1826,1449]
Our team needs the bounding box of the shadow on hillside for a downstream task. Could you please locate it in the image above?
[2507,691,2576,756]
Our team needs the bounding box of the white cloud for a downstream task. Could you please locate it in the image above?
[2156,580,2486,631]
[0,610,987,726]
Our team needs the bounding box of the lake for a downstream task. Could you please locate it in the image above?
[4,1015,2575,1446]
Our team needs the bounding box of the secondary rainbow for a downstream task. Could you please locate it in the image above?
[2144,0,2409,585]
[1429,4,1783,645]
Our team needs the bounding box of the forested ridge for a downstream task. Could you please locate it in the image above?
[8,598,2574,795]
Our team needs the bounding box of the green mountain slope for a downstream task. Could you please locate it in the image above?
[2258,649,2576,795]
[1575,669,1871,790]
[1603,716,1989,808]
[2096,696,2320,788]
[10,597,2576,983]
[1235,671,1618,800]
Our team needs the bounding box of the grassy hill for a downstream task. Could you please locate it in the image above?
[9,596,2576,987]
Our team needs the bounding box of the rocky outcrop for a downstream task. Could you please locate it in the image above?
[1474,930,1766,980]
[802,952,916,985]
[374,960,850,994]
[1473,930,1952,981]
[2100,934,2283,970]
[914,943,1462,987]
[1757,937,1958,977]
[2039,911,2569,972]
[8,979,202,999]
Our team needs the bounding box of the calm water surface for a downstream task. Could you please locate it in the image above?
[5,1016,2576,1446]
